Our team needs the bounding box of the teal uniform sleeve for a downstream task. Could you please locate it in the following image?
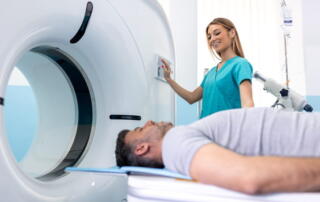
[200,72,208,88]
[233,60,253,85]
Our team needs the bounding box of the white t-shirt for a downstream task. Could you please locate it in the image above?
[162,107,320,176]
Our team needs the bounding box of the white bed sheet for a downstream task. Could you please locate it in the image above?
[128,175,320,202]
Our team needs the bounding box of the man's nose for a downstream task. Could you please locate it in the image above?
[144,120,154,127]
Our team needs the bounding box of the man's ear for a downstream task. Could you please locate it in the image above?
[134,142,150,156]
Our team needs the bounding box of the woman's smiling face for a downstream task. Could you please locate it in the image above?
[207,24,234,54]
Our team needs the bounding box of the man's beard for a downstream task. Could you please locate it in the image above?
[157,122,173,137]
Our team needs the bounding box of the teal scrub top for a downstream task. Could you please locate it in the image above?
[200,56,253,118]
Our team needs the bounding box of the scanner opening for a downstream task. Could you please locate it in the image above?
[4,46,94,181]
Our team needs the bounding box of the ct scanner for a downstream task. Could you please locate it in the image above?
[1,0,320,202]
[0,0,174,201]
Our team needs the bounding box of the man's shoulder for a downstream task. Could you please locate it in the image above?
[162,124,213,176]
[163,124,207,144]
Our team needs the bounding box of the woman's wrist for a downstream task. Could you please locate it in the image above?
[165,77,173,82]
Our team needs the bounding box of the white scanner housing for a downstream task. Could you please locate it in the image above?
[0,0,174,201]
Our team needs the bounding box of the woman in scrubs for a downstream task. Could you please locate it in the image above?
[162,17,254,118]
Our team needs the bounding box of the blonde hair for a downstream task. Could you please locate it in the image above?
[206,18,244,59]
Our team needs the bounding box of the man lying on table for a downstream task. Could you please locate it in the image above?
[115,107,320,194]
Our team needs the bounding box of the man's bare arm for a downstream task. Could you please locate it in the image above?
[189,143,320,194]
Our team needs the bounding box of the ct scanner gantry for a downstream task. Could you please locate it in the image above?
[0,0,175,201]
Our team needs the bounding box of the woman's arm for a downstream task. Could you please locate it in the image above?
[190,143,320,194]
[162,59,202,104]
[166,79,203,104]
[239,80,254,107]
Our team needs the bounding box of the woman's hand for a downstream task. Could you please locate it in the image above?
[161,58,172,81]
[160,58,203,104]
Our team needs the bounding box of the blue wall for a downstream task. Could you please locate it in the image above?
[175,96,199,125]
[4,86,38,161]
[307,96,320,112]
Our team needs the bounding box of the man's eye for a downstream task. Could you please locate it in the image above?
[214,32,220,36]
[134,127,142,132]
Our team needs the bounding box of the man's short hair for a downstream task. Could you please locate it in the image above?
[115,129,164,168]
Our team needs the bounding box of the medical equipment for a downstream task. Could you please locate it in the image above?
[0,0,175,201]
[281,0,293,34]
[281,0,292,89]
[254,72,313,112]
[155,55,173,82]
[280,0,293,89]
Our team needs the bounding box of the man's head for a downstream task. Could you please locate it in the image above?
[115,120,173,168]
